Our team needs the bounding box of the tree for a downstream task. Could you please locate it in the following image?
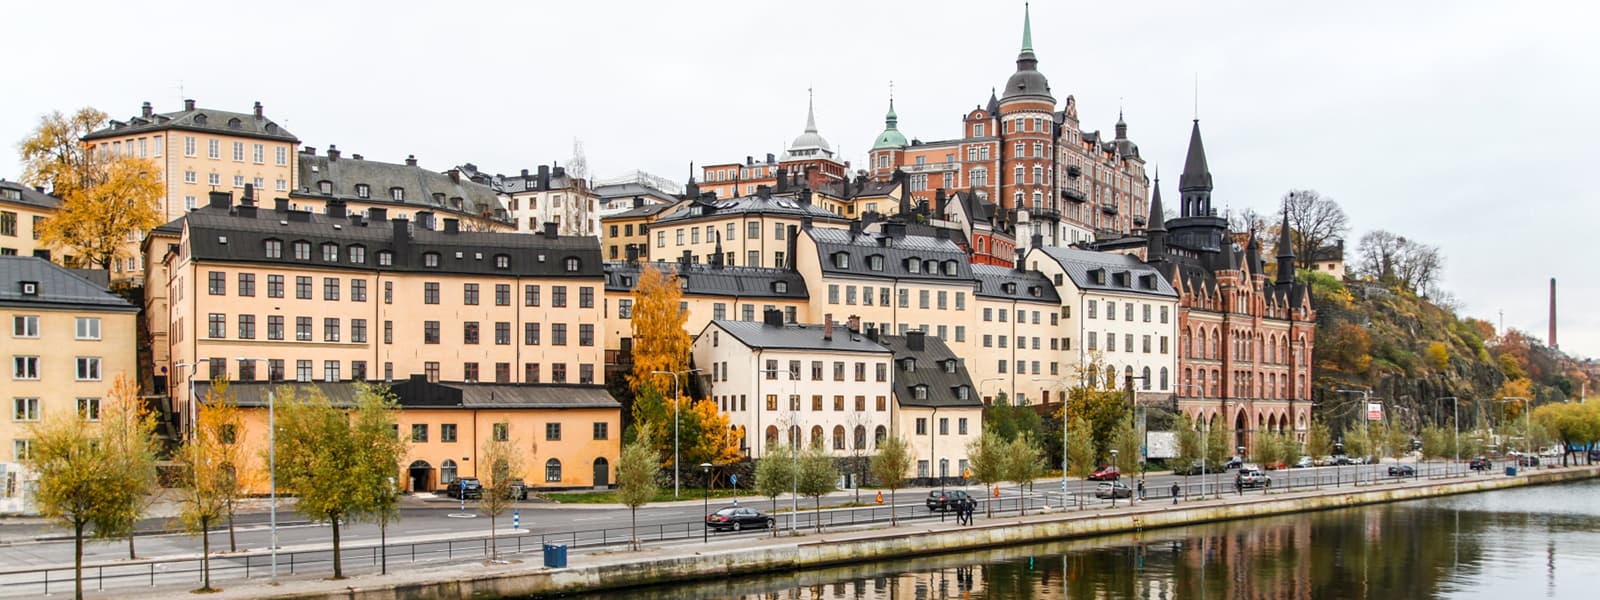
[1065,417,1095,478]
[1424,342,1450,372]
[350,384,407,572]
[270,386,372,578]
[18,108,163,270]
[1420,425,1456,461]
[964,432,1006,517]
[176,379,257,589]
[16,107,107,195]
[677,397,742,476]
[1065,372,1130,462]
[1305,421,1334,459]
[478,419,525,561]
[1173,415,1203,474]
[1342,425,1373,462]
[94,376,159,560]
[627,264,690,437]
[985,392,1043,442]
[616,425,660,550]
[1319,322,1373,374]
[795,443,839,532]
[1280,189,1350,270]
[1533,402,1600,467]
[1110,418,1141,474]
[754,443,796,536]
[1205,424,1231,468]
[24,396,127,599]
[1002,433,1045,516]
[1355,229,1444,294]
[868,434,912,525]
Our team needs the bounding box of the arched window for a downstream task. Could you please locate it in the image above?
[1105,366,1117,389]
[874,425,887,445]
[1197,370,1207,397]
[832,425,845,450]
[544,458,562,483]
[1159,367,1169,391]
[766,425,779,446]
[810,425,825,448]
[440,459,458,484]
[854,425,867,450]
[1141,366,1152,390]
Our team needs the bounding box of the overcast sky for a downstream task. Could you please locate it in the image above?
[5,1,1597,358]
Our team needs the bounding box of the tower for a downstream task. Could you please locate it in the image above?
[1275,208,1296,285]
[869,96,908,182]
[1147,170,1168,259]
[998,3,1056,221]
[1179,120,1213,217]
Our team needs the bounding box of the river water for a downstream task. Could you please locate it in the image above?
[562,478,1600,599]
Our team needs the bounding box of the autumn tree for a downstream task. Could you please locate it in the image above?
[95,376,160,560]
[1064,361,1131,462]
[1533,402,1600,467]
[681,397,743,470]
[1424,342,1450,372]
[478,419,525,561]
[868,434,912,525]
[351,384,408,572]
[18,108,162,269]
[1173,415,1203,475]
[1110,418,1142,474]
[964,432,1006,517]
[1002,433,1045,516]
[1305,421,1334,459]
[616,425,660,550]
[986,392,1043,442]
[795,443,839,532]
[627,264,690,438]
[1318,322,1373,374]
[1280,189,1350,270]
[1065,416,1095,478]
[755,442,797,536]
[177,379,244,590]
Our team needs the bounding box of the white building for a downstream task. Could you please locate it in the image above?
[877,331,983,482]
[460,164,599,237]
[693,311,893,460]
[1026,246,1179,400]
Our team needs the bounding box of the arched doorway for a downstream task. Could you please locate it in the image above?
[593,457,610,487]
[407,460,432,493]
[1234,410,1249,454]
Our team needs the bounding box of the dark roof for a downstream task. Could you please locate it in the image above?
[1179,120,1212,192]
[808,227,974,282]
[1033,246,1178,297]
[877,333,981,409]
[604,200,682,220]
[0,256,136,311]
[971,264,1060,303]
[0,180,61,210]
[816,177,900,201]
[196,380,618,410]
[604,261,807,299]
[707,319,890,354]
[181,200,601,278]
[594,182,678,203]
[654,193,847,226]
[297,153,504,220]
[84,103,297,143]
[66,268,110,288]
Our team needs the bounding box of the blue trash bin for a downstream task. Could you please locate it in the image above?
[543,544,568,568]
[1505,466,1517,477]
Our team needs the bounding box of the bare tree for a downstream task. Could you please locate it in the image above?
[1228,207,1269,239]
[1356,229,1405,283]
[1356,229,1444,294]
[1282,190,1350,269]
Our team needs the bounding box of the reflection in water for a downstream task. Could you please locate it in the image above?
[558,479,1600,599]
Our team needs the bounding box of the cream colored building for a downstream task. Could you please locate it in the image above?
[1027,246,1179,400]
[968,263,1067,405]
[2,256,138,513]
[459,164,598,238]
[0,181,61,262]
[878,331,983,482]
[652,187,849,270]
[600,198,681,262]
[83,100,299,280]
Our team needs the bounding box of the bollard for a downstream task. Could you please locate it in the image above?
[514,510,521,530]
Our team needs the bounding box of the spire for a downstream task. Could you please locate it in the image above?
[1115,106,1128,140]
[1246,233,1263,276]
[1021,2,1034,53]
[1001,3,1051,102]
[804,86,818,133]
[1146,168,1166,233]
[986,87,1000,115]
[1179,120,1212,192]
[1275,206,1296,284]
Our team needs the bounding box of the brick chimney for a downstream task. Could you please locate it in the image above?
[141,102,153,118]
[405,155,417,167]
[253,101,263,118]
[823,313,834,341]
[183,99,195,111]
[327,145,341,160]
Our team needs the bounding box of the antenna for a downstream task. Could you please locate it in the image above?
[1193,74,1199,120]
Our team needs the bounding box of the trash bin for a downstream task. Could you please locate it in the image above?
[1505,466,1517,477]
[543,544,568,568]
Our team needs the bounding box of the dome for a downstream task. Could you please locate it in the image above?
[784,91,835,160]
[1000,5,1053,103]
[790,130,832,153]
[871,100,908,150]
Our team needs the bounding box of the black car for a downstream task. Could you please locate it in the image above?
[705,506,774,531]
[1223,456,1245,470]
[1469,457,1493,471]
[1388,465,1416,477]
[1515,454,1540,467]
[445,477,482,499]
[926,490,973,511]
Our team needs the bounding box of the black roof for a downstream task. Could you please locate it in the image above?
[0,256,136,312]
[196,379,618,410]
[1032,246,1178,298]
[808,227,974,282]
[0,180,61,210]
[296,152,504,220]
[604,261,806,299]
[182,199,601,278]
[1179,120,1212,192]
[877,333,981,409]
[84,102,297,143]
[706,319,891,354]
[604,200,682,220]
[654,193,847,226]
[971,264,1060,303]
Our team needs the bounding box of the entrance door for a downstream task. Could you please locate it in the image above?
[408,460,433,493]
[593,457,610,487]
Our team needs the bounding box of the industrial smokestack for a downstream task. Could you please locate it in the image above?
[1550,277,1558,350]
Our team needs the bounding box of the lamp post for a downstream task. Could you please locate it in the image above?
[1124,373,1151,484]
[652,368,702,498]
[700,462,713,543]
[1176,381,1211,499]
[1032,377,1071,507]
[1437,396,1460,476]
[1109,449,1120,507]
[1338,389,1378,482]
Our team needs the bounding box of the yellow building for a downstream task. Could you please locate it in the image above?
[194,378,620,493]
[649,185,849,270]
[0,181,62,261]
[82,100,300,279]
[878,331,983,482]
[2,256,138,513]
[152,191,613,473]
[600,197,682,262]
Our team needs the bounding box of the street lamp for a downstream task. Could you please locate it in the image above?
[1437,396,1460,476]
[700,462,713,543]
[651,368,702,498]
[182,357,275,579]
[1124,373,1151,484]
[1109,449,1120,507]
[1031,377,1071,508]
[1338,389,1379,482]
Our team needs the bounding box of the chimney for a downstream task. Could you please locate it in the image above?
[1031,232,1044,249]
[520,169,530,178]
[625,244,640,264]
[349,213,363,226]
[392,217,411,244]
[785,225,799,268]
[326,198,347,218]
[405,155,417,167]
[236,203,257,219]
[253,101,263,118]
[183,99,195,111]
[823,314,834,341]
[849,220,863,237]
[766,153,775,164]
[756,184,771,199]
[443,218,460,234]
[543,222,559,237]
[538,165,551,189]
[1550,278,1558,350]
[207,190,231,209]
[684,178,700,199]
[883,221,906,238]
[907,329,926,351]
[775,168,789,192]
[447,168,461,183]
[367,207,388,222]
[847,315,861,333]
[327,145,341,160]
[800,216,813,230]
[351,154,363,160]
[273,198,289,212]
[141,102,153,118]
[763,308,784,327]
[1014,249,1026,271]
[746,155,753,166]
[799,187,813,205]
[935,188,948,216]
[242,183,255,204]
[303,146,316,156]
[632,196,644,208]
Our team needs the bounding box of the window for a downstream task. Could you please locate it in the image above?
[208,271,226,295]
[525,322,540,345]
[579,324,594,346]
[441,424,458,443]
[391,187,405,201]
[12,315,38,338]
[296,317,312,341]
[552,323,568,346]
[184,136,196,157]
[412,424,429,442]
[267,274,284,298]
[545,459,562,482]
[351,361,367,381]
[323,277,340,301]
[424,361,440,382]
[423,252,440,268]
[320,243,338,262]
[75,357,101,380]
[269,359,285,381]
[493,422,509,441]
[464,283,480,305]
[495,284,511,306]
[351,279,367,302]
[295,276,311,299]
[618,299,634,318]
[378,251,393,266]
[238,273,256,297]
[424,321,440,344]
[238,314,256,339]
[293,241,311,260]
[355,184,370,198]
[208,313,226,338]
[264,239,283,258]
[495,322,510,345]
[552,363,567,383]
[545,422,562,441]
[593,422,609,440]
[424,282,440,304]
[12,397,40,421]
[463,321,479,344]
[74,317,101,340]
[565,257,581,272]
[207,139,220,159]
[579,286,594,308]
[323,360,340,382]
[324,318,341,342]
[268,316,284,340]
[495,254,510,269]
[463,362,479,381]
[525,285,541,306]
[915,418,927,435]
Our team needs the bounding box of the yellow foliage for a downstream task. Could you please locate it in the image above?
[38,156,164,270]
[1424,342,1449,371]
[627,264,691,399]
[682,397,744,466]
[1496,377,1533,402]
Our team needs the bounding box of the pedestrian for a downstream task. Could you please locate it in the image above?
[955,498,966,525]
[1137,479,1146,502]
[961,498,972,525]
[1235,478,1243,496]
[1171,481,1180,504]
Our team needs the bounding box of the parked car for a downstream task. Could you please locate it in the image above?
[1469,457,1493,471]
[1179,460,1208,476]
[506,479,528,501]
[445,477,482,499]
[705,506,774,532]
[1236,468,1271,489]
[1331,455,1353,466]
[1095,481,1133,499]
[926,490,973,512]
[1515,454,1540,467]
[1088,466,1122,481]
[1388,465,1416,477]
[1349,456,1368,465]
[1224,456,1245,470]
[1294,456,1315,469]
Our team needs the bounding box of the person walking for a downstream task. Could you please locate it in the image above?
[1171,481,1180,504]
[1137,479,1146,502]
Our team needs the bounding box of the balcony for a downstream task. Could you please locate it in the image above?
[1100,202,1119,215]
[1132,215,1146,226]
[1067,164,1082,178]
[1025,204,1060,220]
[1063,188,1087,203]
[902,162,958,174]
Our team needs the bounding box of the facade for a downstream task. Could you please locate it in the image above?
[650,186,849,270]
[878,331,983,482]
[0,181,60,261]
[692,313,893,460]
[293,147,509,231]
[969,262,1066,405]
[153,191,607,439]
[1309,240,1346,280]
[462,164,599,237]
[2,256,138,513]
[82,100,299,279]
[865,7,1149,251]
[1141,122,1316,451]
[593,171,681,214]
[194,378,619,492]
[600,198,682,262]
[699,94,850,199]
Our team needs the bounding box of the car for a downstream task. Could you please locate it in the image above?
[445,477,482,499]
[1331,455,1352,466]
[1516,454,1540,467]
[1094,481,1133,499]
[1235,468,1271,489]
[1294,456,1315,469]
[705,506,774,532]
[1088,466,1121,481]
[1388,465,1416,477]
[506,479,528,501]
[1349,456,1368,465]
[926,490,973,512]
[1179,460,1209,476]
[1223,456,1245,470]
[1469,457,1493,471]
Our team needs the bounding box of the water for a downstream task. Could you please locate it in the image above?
[561,478,1600,599]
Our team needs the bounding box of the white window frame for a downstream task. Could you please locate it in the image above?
[12,397,40,421]
[75,317,101,340]
[12,315,39,338]
[75,356,101,381]
[12,356,39,380]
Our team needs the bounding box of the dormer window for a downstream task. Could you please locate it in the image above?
[495,254,510,269]
[390,188,405,201]
[377,250,394,266]
[913,385,928,400]
[349,245,366,264]
[924,260,936,274]
[318,181,332,195]
[956,386,971,401]
[321,243,339,262]
[227,117,241,129]
[832,252,849,269]
[1004,282,1016,294]
[1090,268,1106,284]
[867,255,884,271]
[901,357,916,373]
[942,261,957,276]
[773,281,788,293]
[906,259,920,274]
[450,197,463,209]
[292,241,311,260]
[264,239,283,258]
[1029,286,1041,298]
[423,252,440,268]
[943,359,957,374]
[355,184,370,198]
[565,257,581,272]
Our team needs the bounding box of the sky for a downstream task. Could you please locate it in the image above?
[4,0,1597,358]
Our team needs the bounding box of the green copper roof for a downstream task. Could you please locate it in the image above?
[872,99,907,150]
[1021,3,1033,52]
